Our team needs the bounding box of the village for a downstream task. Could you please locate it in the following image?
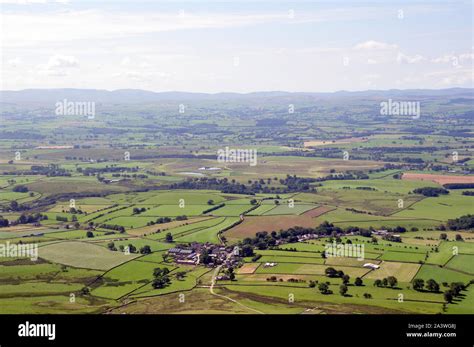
[167,242,241,267]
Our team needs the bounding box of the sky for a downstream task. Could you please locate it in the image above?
[1,0,473,93]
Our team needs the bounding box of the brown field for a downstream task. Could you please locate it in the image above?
[302,205,335,218]
[402,173,474,185]
[303,137,368,148]
[224,215,318,241]
[237,263,261,274]
[0,224,50,233]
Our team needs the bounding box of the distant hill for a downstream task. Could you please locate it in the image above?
[0,88,472,105]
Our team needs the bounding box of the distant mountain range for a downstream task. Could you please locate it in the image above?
[0,88,472,105]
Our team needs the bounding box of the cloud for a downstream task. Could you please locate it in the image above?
[35,54,78,76]
[431,54,457,64]
[397,52,426,64]
[46,55,78,68]
[354,40,398,50]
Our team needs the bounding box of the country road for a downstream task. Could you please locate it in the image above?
[209,263,264,314]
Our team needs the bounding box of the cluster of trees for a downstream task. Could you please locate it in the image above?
[446,214,474,231]
[444,183,474,190]
[152,267,171,289]
[133,207,147,214]
[412,278,441,292]
[443,282,466,303]
[240,222,361,251]
[78,166,139,176]
[146,216,187,227]
[16,213,47,225]
[374,276,398,288]
[413,187,449,197]
[440,233,464,241]
[12,185,29,193]
[0,216,9,227]
[7,200,25,212]
[317,282,332,295]
[170,175,319,195]
[106,242,152,254]
[56,216,68,222]
[414,279,467,303]
[6,165,71,177]
[308,271,363,296]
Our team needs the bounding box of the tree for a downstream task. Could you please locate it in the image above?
[443,290,453,303]
[13,185,28,193]
[339,284,348,296]
[439,233,448,240]
[165,232,173,243]
[140,245,152,254]
[128,244,137,253]
[374,279,382,287]
[426,279,440,292]
[382,278,388,287]
[10,201,19,211]
[413,278,425,291]
[175,271,186,280]
[342,274,350,285]
[241,244,254,257]
[207,199,214,205]
[152,267,171,289]
[152,276,170,289]
[455,234,463,241]
[354,277,363,286]
[450,282,465,296]
[227,267,235,281]
[318,282,330,294]
[200,249,212,265]
[325,267,337,278]
[86,231,94,238]
[387,276,398,288]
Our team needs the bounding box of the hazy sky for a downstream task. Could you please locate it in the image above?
[1,0,473,92]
